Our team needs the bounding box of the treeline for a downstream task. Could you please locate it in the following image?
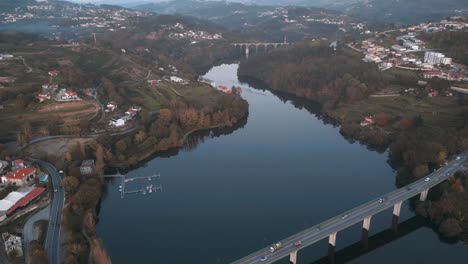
[49,141,108,264]
[421,30,468,65]
[97,93,248,168]
[238,42,387,111]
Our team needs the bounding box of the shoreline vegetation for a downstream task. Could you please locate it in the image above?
[238,42,468,242]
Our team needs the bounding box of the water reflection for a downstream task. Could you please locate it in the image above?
[311,216,428,264]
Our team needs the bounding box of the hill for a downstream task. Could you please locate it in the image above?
[345,0,468,25]
[133,0,366,42]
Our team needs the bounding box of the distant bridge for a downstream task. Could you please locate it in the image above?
[232,151,468,264]
[231,41,291,57]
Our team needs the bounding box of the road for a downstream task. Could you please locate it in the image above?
[233,151,468,264]
[23,206,50,264]
[31,160,64,264]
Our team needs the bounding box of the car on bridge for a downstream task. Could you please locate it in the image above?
[341,214,348,220]
[424,177,430,182]
[260,256,267,262]
[294,240,302,247]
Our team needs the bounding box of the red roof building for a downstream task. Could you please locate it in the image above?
[5,167,37,186]
[48,70,59,76]
[6,188,46,215]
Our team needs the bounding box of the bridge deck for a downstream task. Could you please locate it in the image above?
[232,151,468,264]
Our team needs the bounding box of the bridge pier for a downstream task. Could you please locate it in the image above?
[361,216,372,248]
[392,201,403,232]
[419,189,429,201]
[328,232,337,264]
[289,250,298,264]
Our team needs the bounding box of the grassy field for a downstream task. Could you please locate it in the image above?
[333,95,468,129]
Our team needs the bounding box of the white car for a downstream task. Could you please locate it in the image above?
[260,256,267,262]
[424,177,430,182]
[54,188,58,193]
[341,214,348,220]
[456,156,461,161]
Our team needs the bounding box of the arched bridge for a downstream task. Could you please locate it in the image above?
[231,42,291,49]
[232,42,291,57]
[232,151,468,264]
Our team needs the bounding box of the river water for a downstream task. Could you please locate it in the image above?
[97,64,468,263]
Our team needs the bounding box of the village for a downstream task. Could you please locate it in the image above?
[348,17,468,82]
[0,0,149,39]
[0,156,99,260]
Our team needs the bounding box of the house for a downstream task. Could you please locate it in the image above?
[5,167,37,186]
[36,93,51,102]
[80,160,95,176]
[42,84,58,91]
[360,116,375,126]
[57,89,80,101]
[217,85,232,94]
[2,233,23,257]
[0,160,9,175]
[147,80,159,86]
[109,115,132,127]
[106,102,117,112]
[48,70,59,76]
[170,76,183,83]
[125,106,142,116]
[12,159,24,170]
[423,71,446,79]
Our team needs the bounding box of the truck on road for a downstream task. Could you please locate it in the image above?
[269,242,283,252]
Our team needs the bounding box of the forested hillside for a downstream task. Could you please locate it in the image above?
[238,42,386,110]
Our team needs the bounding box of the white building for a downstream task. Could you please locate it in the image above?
[403,40,419,50]
[391,45,406,52]
[109,115,132,127]
[170,76,184,83]
[424,52,452,65]
[2,233,23,257]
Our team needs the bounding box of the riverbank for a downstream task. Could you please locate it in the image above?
[96,63,468,264]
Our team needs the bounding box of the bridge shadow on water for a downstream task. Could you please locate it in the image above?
[308,215,429,264]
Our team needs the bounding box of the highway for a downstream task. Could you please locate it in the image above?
[233,151,468,264]
[32,159,64,264]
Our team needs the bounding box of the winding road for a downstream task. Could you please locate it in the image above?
[30,159,64,264]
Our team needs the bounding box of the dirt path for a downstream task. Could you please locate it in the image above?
[24,138,95,158]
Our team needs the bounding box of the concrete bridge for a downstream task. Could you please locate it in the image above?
[232,41,291,57]
[232,151,468,264]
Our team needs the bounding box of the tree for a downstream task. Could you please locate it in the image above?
[158,108,172,127]
[115,139,127,153]
[30,240,48,264]
[15,94,27,110]
[412,163,429,179]
[95,144,105,177]
[61,176,80,195]
[438,218,462,238]
[22,121,32,142]
[65,152,72,162]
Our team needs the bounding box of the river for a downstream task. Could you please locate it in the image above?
[97,64,468,263]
